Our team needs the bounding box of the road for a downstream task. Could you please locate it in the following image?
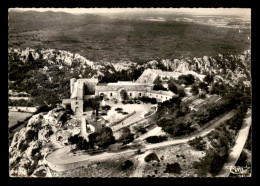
[46,109,236,171]
[216,108,252,177]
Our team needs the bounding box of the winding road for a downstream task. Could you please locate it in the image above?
[46,109,236,172]
[217,108,252,177]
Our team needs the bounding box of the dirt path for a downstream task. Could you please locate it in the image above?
[130,150,151,177]
[46,109,236,171]
[216,108,252,177]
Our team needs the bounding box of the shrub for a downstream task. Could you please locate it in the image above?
[115,107,123,111]
[145,136,168,144]
[102,105,111,111]
[121,160,134,170]
[164,163,181,174]
[144,153,159,163]
[188,136,207,151]
[35,104,51,114]
[25,130,37,143]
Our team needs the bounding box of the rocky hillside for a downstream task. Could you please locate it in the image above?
[8,47,251,107]
[9,106,81,177]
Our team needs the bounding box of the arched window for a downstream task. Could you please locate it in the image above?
[139,93,141,96]
[130,93,132,97]
[166,97,168,99]
[110,93,113,97]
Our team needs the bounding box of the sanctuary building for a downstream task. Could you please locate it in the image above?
[62,68,205,115]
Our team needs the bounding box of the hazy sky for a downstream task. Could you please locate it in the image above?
[9,8,251,19]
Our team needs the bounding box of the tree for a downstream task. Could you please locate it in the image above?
[164,163,181,174]
[88,127,115,149]
[153,75,167,90]
[191,84,199,95]
[178,74,195,85]
[188,137,206,151]
[204,74,214,84]
[121,160,134,170]
[118,127,134,145]
[120,89,128,100]
[177,88,186,98]
[168,82,178,94]
[144,153,159,162]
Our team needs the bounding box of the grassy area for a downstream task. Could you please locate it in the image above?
[9,11,250,63]
[8,111,32,128]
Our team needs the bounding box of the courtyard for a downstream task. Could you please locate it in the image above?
[100,100,156,130]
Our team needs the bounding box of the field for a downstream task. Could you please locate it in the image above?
[8,111,32,128]
[8,11,251,63]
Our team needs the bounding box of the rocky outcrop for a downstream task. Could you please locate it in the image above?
[9,106,81,177]
[9,47,251,88]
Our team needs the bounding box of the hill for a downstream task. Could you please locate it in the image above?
[8,10,251,62]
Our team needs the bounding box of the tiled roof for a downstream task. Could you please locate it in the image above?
[147,90,175,96]
[96,84,147,91]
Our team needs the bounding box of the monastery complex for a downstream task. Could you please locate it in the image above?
[63,68,205,115]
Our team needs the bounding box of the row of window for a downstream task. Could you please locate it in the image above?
[149,93,168,100]
[99,92,142,97]
[98,92,168,100]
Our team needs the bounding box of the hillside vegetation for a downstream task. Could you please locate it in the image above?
[9,11,250,62]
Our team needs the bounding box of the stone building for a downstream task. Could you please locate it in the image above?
[63,68,205,115]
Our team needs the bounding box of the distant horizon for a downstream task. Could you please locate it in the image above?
[9,8,251,19]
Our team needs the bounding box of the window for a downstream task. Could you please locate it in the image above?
[139,93,141,96]
[161,96,162,98]
[110,93,113,97]
[156,95,158,97]
[75,101,78,105]
[150,94,151,96]
[130,93,132,97]
[166,97,168,99]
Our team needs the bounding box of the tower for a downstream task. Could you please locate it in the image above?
[70,78,76,95]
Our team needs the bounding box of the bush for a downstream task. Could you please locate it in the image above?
[102,105,111,111]
[115,107,123,111]
[145,136,168,144]
[144,153,159,163]
[18,141,29,153]
[35,104,51,114]
[25,130,37,143]
[188,136,206,151]
[164,163,181,174]
[121,160,134,170]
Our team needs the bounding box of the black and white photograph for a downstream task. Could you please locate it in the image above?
[8,8,251,178]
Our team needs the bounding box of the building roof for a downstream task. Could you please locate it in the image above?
[147,90,175,97]
[96,82,147,91]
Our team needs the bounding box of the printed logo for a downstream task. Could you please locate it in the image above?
[228,165,250,175]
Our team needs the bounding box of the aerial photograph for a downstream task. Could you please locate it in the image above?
[8,8,251,178]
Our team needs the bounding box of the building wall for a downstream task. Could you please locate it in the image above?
[71,99,84,114]
[96,90,147,100]
[147,92,171,102]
